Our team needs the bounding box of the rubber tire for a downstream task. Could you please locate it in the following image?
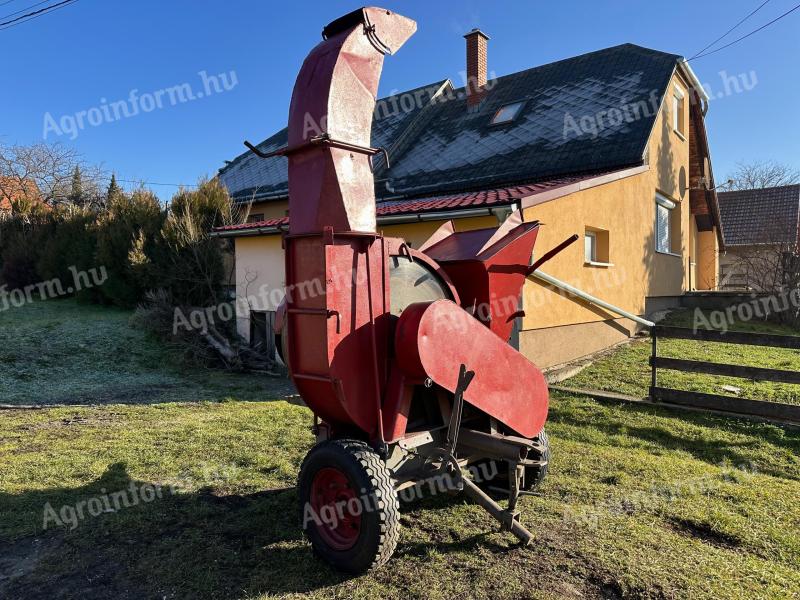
[525,428,550,490]
[473,428,551,496]
[297,439,400,573]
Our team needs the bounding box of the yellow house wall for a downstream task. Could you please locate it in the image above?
[232,215,499,341]
[520,71,691,331]
[379,215,498,248]
[696,230,719,290]
[246,199,289,221]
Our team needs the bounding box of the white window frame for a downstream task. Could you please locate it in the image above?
[584,231,597,262]
[655,193,678,256]
[672,84,686,138]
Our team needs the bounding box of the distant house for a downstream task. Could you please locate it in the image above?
[718,184,800,290]
[212,34,724,369]
[0,177,40,217]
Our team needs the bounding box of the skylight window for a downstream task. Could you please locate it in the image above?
[490,101,524,125]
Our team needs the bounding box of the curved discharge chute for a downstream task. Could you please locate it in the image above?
[281,6,548,442]
[263,6,555,569]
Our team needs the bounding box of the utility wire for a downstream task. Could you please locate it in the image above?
[104,177,198,189]
[0,0,78,31]
[0,0,21,8]
[688,0,772,60]
[688,1,800,61]
[0,0,52,21]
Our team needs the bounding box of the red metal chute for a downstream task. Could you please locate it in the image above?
[259,7,555,571]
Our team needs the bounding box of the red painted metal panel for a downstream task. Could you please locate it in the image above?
[425,222,540,342]
[282,9,416,442]
[394,300,549,438]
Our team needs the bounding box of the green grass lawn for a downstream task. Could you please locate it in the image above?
[1,300,799,599]
[567,309,800,405]
[0,299,295,406]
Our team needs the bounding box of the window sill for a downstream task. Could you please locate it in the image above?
[655,249,682,258]
[673,129,686,141]
[584,260,614,268]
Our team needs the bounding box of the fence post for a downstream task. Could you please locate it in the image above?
[650,327,657,401]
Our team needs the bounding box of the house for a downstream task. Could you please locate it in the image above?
[0,177,40,217]
[212,32,724,369]
[717,184,800,290]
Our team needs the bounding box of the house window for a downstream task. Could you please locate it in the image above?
[247,213,265,223]
[490,101,525,125]
[585,231,597,262]
[584,227,611,265]
[655,193,680,255]
[672,85,686,137]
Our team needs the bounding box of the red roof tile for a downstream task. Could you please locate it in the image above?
[213,174,598,235]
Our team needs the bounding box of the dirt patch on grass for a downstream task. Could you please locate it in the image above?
[19,413,125,431]
[666,517,743,550]
[51,384,180,405]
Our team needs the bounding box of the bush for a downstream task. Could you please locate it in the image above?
[94,189,164,307]
[1,231,41,290]
[157,179,234,306]
[36,210,100,302]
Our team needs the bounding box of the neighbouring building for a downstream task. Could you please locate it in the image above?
[0,177,40,217]
[212,32,724,369]
[717,184,800,291]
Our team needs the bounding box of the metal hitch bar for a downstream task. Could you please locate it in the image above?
[439,363,535,546]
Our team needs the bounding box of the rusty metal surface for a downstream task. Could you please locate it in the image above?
[283,9,415,440]
[287,8,416,235]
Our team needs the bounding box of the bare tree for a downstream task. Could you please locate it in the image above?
[725,160,800,191]
[0,142,106,210]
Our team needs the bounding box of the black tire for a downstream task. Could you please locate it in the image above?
[472,428,550,495]
[297,439,400,573]
[524,429,550,490]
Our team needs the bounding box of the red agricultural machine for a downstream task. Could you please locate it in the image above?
[252,7,573,573]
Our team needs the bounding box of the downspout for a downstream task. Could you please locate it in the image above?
[531,269,655,328]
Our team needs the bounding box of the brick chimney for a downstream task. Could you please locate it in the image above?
[464,28,489,106]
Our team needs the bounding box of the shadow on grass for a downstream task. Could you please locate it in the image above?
[0,462,533,599]
[0,463,349,599]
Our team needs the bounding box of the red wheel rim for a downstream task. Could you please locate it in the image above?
[310,467,362,550]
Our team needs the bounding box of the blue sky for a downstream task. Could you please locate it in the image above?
[2,0,798,199]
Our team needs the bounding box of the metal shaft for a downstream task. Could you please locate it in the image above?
[460,475,534,546]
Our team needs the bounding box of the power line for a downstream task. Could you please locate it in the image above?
[688,0,772,60]
[0,0,21,8]
[688,1,800,61]
[0,0,79,31]
[0,0,52,21]
[104,177,198,189]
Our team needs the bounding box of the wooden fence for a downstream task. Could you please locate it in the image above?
[650,326,800,423]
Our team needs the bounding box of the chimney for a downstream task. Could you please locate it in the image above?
[464,28,489,106]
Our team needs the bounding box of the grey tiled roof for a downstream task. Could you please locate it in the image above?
[385,44,679,196]
[718,185,800,247]
[219,81,448,201]
[219,43,682,201]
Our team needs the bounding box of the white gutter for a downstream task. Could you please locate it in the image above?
[678,60,710,103]
[531,269,655,328]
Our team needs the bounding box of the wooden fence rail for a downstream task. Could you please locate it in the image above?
[650,325,800,424]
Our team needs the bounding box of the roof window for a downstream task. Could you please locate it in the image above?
[490,101,525,125]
